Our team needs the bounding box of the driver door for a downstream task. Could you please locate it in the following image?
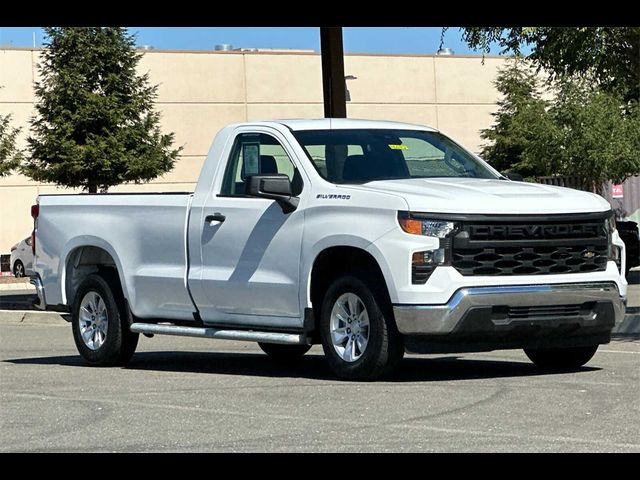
[188,129,306,329]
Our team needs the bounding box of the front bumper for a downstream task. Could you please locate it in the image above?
[394,282,625,336]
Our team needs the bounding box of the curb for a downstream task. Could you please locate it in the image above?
[613,307,640,336]
[0,283,34,291]
[0,310,69,325]
[0,291,37,310]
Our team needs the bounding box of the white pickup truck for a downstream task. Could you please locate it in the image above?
[31,119,628,380]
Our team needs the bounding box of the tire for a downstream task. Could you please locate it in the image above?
[258,343,311,364]
[71,273,139,367]
[319,273,404,381]
[13,260,24,278]
[524,345,599,370]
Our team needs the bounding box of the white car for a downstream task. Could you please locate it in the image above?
[10,236,34,278]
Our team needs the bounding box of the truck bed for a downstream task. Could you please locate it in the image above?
[37,193,196,320]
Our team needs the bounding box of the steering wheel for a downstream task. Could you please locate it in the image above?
[444,149,474,176]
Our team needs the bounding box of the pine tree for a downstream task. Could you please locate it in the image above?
[0,85,21,176]
[23,27,181,193]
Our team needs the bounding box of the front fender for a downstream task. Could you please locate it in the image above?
[301,233,398,308]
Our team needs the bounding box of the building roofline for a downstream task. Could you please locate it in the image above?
[0,45,508,59]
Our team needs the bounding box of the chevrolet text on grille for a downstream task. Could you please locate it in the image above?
[468,224,605,239]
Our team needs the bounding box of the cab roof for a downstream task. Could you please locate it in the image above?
[242,118,439,132]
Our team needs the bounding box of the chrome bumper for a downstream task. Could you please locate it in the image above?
[394,282,625,335]
[30,274,46,310]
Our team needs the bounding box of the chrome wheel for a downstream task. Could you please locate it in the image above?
[14,262,24,278]
[78,291,108,351]
[329,292,370,362]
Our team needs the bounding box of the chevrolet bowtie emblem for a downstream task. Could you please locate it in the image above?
[582,251,596,259]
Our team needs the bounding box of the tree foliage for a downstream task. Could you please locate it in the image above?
[0,114,21,177]
[481,61,640,189]
[23,27,181,193]
[0,85,21,177]
[548,80,640,187]
[452,27,640,101]
[479,61,557,178]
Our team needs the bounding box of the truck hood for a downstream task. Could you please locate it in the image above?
[355,178,611,214]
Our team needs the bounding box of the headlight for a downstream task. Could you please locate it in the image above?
[607,215,616,234]
[398,212,458,238]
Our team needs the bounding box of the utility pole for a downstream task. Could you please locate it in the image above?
[320,27,347,118]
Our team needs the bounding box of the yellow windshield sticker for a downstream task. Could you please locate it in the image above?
[388,144,408,150]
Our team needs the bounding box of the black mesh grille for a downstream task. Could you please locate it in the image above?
[451,214,610,277]
[453,244,608,276]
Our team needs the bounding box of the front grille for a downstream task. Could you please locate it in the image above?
[453,244,608,276]
[451,213,611,277]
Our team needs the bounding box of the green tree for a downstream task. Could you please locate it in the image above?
[450,27,640,101]
[23,27,181,193]
[0,86,21,176]
[547,80,640,190]
[481,61,640,190]
[479,60,559,178]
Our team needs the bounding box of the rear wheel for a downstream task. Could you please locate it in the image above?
[320,273,404,381]
[13,260,24,278]
[524,345,599,370]
[71,273,138,367]
[258,343,311,364]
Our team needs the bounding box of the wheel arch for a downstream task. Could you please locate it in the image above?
[306,241,396,340]
[59,237,129,307]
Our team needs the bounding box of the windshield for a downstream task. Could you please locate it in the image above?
[292,129,498,184]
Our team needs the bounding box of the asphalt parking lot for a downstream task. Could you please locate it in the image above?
[1,312,638,452]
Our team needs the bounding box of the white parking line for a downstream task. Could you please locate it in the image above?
[598,349,640,355]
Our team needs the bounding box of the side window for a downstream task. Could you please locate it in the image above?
[220,133,304,196]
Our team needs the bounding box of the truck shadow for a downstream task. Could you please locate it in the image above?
[5,351,599,382]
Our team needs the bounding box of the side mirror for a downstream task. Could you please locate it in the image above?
[503,172,524,181]
[246,174,300,214]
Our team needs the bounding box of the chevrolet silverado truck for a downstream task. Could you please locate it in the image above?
[30,119,628,380]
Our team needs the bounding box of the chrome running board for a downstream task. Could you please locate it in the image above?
[130,322,307,345]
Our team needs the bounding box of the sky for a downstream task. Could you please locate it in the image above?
[0,27,515,55]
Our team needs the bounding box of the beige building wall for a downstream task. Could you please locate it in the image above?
[0,47,506,253]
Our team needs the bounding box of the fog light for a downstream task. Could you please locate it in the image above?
[412,248,448,284]
[413,248,446,265]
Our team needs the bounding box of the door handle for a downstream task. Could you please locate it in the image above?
[205,213,226,225]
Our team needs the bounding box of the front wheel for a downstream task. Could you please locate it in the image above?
[320,274,404,381]
[524,345,599,370]
[71,273,139,367]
